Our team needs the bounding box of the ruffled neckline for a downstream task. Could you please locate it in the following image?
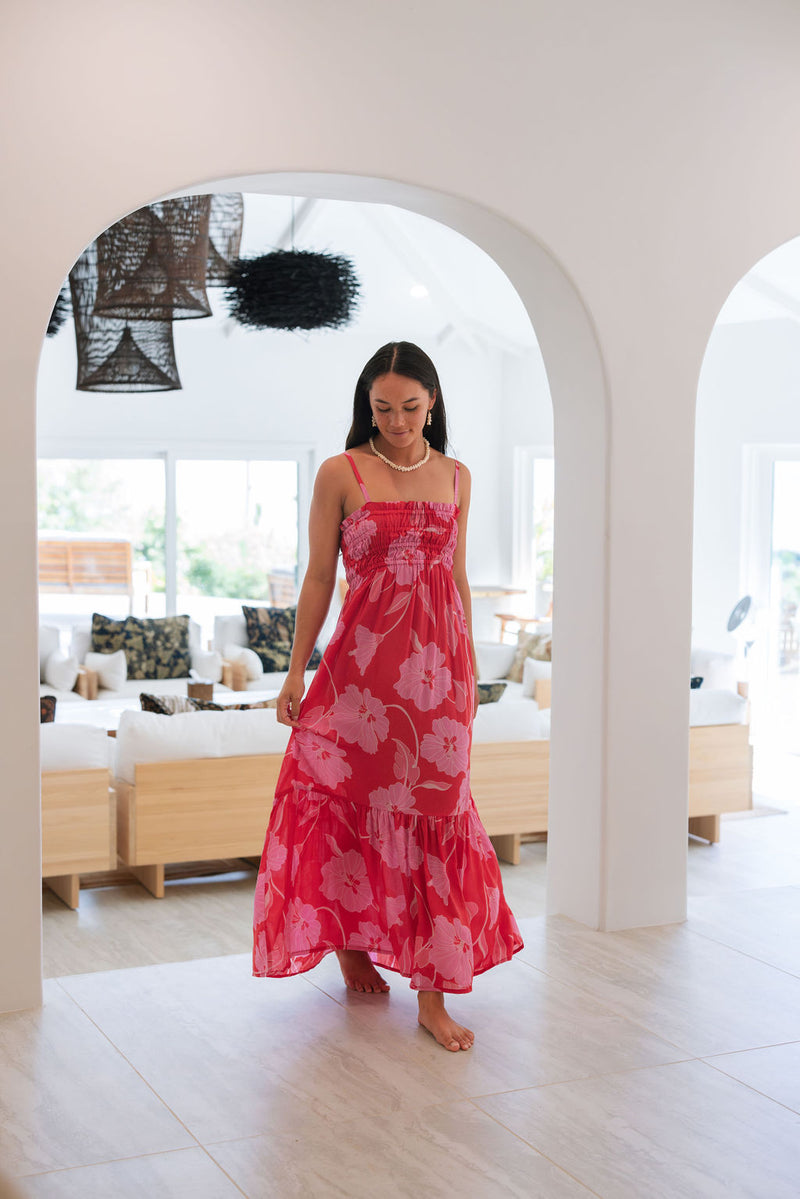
[340,499,459,532]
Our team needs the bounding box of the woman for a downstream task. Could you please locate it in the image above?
[253,341,523,1051]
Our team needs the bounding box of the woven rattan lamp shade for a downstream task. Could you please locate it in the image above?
[70,242,181,392]
[93,197,212,321]
[206,193,244,285]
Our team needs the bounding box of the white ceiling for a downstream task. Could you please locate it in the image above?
[234,194,537,353]
[716,236,800,326]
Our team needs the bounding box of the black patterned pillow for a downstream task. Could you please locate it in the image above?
[92,614,191,680]
[140,693,275,715]
[139,693,199,715]
[40,695,57,723]
[241,605,322,672]
[477,681,507,704]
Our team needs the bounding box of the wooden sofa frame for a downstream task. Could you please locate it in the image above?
[114,678,753,895]
[41,768,116,908]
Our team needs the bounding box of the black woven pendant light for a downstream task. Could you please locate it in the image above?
[93,196,212,321]
[70,242,181,392]
[224,248,361,332]
[46,285,72,337]
[206,193,244,286]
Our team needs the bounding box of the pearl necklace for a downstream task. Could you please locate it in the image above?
[369,436,430,472]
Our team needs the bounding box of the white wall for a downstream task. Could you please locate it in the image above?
[8,0,800,1009]
[694,318,800,652]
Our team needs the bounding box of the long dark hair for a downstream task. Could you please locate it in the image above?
[345,341,449,452]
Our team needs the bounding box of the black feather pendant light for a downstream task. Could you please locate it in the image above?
[223,198,360,332]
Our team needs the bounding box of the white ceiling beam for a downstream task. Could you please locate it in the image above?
[744,272,800,324]
[360,206,482,352]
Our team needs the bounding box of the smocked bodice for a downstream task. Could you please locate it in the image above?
[340,501,459,591]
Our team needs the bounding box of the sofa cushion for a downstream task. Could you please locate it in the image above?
[114,708,291,785]
[39,625,60,682]
[507,630,552,683]
[43,649,79,693]
[40,722,112,772]
[85,649,127,691]
[475,640,516,680]
[224,643,264,681]
[522,655,552,697]
[91,613,191,680]
[242,605,323,672]
[477,681,507,704]
[139,692,276,715]
[40,695,57,723]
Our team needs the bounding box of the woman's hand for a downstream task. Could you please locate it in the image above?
[277,670,306,728]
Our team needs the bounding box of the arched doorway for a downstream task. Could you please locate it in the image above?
[9,171,614,1012]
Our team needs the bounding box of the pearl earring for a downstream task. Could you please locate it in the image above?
[426,410,433,427]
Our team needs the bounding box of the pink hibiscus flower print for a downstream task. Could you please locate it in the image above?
[455,775,471,814]
[346,510,378,559]
[350,921,390,952]
[291,729,352,789]
[429,915,473,987]
[420,716,470,777]
[329,684,389,753]
[264,837,288,873]
[427,854,451,902]
[320,848,375,911]
[394,643,452,712]
[368,781,416,813]
[385,530,425,585]
[349,625,383,674]
[286,898,322,951]
[366,819,424,872]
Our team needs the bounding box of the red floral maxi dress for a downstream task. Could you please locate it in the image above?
[252,454,523,992]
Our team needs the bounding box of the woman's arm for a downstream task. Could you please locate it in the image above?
[277,456,346,727]
[451,463,480,716]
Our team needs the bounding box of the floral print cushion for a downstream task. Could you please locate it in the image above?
[140,693,276,715]
[40,695,57,723]
[242,605,322,672]
[92,613,191,680]
[477,681,507,704]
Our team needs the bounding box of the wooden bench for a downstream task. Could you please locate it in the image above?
[38,538,135,612]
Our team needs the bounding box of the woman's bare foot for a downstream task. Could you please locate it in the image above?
[335,949,390,993]
[417,990,474,1051]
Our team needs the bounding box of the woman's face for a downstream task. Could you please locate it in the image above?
[368,372,434,446]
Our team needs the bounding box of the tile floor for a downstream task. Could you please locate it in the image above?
[1,750,798,1197]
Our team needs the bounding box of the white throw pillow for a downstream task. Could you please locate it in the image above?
[43,649,79,693]
[39,626,60,681]
[190,649,224,684]
[224,642,264,680]
[522,655,552,698]
[84,649,127,691]
[475,640,517,680]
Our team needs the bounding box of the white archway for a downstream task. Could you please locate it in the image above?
[8,170,616,1012]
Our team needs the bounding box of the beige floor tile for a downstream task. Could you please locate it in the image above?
[687,885,800,976]
[0,982,194,1176]
[515,914,800,1055]
[17,1148,242,1199]
[58,955,462,1145]
[476,1059,800,1199]
[307,952,686,1094]
[705,1041,800,1114]
[687,807,800,897]
[42,869,257,978]
[208,1099,593,1199]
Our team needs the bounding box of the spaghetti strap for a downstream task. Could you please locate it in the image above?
[453,460,460,507]
[344,452,370,502]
